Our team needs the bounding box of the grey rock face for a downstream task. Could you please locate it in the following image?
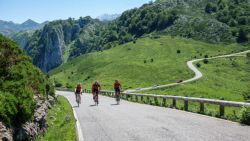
[29,21,83,72]
[14,95,55,141]
[35,25,65,72]
[0,122,13,141]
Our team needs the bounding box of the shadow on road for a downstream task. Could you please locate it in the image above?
[72,106,79,108]
[89,104,97,107]
[110,103,119,106]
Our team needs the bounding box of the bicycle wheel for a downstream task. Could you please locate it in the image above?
[77,94,80,107]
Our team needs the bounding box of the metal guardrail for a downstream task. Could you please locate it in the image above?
[56,88,250,117]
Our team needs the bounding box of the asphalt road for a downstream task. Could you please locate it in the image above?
[57,91,250,141]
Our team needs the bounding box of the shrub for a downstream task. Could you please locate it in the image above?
[66,83,73,88]
[205,3,217,13]
[203,59,209,64]
[55,80,63,87]
[46,80,55,97]
[177,50,181,54]
[196,63,201,68]
[240,106,250,125]
[232,61,239,67]
[242,90,250,101]
[144,60,147,63]
[204,54,208,58]
[237,28,248,43]
[0,91,18,124]
[0,34,55,126]
[151,58,154,62]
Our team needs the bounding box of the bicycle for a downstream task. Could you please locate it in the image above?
[93,92,99,106]
[115,93,121,105]
[76,93,81,107]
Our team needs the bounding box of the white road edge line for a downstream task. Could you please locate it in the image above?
[72,108,84,141]
[58,93,85,141]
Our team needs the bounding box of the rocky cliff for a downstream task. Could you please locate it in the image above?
[0,95,55,141]
[24,17,100,72]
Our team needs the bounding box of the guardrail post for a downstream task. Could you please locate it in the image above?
[140,96,143,103]
[220,97,225,117]
[184,96,188,111]
[173,98,176,108]
[147,96,150,104]
[154,96,158,106]
[200,96,204,113]
[162,97,166,107]
[126,94,129,100]
[136,95,138,102]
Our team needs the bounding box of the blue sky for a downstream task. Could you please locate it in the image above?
[0,0,152,23]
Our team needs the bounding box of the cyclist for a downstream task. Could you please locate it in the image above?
[92,80,101,105]
[114,80,122,104]
[75,83,82,104]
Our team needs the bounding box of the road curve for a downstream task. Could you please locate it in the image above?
[57,91,250,141]
[126,50,250,92]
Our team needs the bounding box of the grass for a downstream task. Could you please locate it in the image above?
[141,56,250,121]
[63,42,74,63]
[49,35,248,91]
[144,57,250,102]
[36,96,76,141]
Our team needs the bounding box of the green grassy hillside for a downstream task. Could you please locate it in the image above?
[144,56,250,102]
[49,35,248,92]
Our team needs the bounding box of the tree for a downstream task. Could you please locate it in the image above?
[237,28,248,43]
[205,3,217,14]
[238,16,248,25]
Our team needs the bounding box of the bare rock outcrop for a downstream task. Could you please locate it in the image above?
[12,95,56,141]
[0,122,13,141]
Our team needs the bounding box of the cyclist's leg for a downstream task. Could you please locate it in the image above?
[79,94,81,104]
[96,91,99,104]
[75,93,77,102]
[115,89,118,99]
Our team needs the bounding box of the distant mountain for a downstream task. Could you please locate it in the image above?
[97,14,120,21]
[17,0,250,73]
[20,19,39,29]
[0,19,47,36]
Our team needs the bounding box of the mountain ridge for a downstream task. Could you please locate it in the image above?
[0,19,47,36]
[12,0,250,72]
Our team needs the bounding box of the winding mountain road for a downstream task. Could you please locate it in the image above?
[57,91,250,141]
[126,50,250,92]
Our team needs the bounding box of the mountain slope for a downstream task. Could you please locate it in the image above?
[21,0,250,72]
[49,35,248,90]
